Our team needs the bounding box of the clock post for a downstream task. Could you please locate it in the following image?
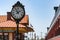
[16,20,19,40]
[11,1,25,40]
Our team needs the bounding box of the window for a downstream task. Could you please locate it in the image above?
[0,33,9,40]
[14,33,20,40]
[0,35,3,40]
[3,35,8,40]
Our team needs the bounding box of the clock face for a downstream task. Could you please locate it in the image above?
[11,7,25,20]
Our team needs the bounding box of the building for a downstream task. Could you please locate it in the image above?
[45,5,60,40]
[0,12,34,40]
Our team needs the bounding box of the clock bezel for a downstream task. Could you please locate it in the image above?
[11,6,25,21]
[11,1,25,22]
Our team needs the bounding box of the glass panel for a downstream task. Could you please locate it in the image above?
[0,33,9,40]
[4,35,8,40]
[0,35,3,40]
[14,33,20,40]
[4,33,8,35]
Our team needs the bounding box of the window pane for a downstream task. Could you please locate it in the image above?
[4,35,8,40]
[0,35,3,40]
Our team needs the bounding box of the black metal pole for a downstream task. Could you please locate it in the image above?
[16,20,19,40]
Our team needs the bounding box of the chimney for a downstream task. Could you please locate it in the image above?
[47,27,49,31]
[7,12,11,20]
[54,7,58,12]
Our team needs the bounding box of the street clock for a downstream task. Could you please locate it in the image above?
[11,1,25,40]
[11,1,25,21]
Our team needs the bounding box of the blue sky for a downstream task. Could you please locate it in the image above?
[0,0,60,38]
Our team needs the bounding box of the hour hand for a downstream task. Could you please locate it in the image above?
[16,11,19,14]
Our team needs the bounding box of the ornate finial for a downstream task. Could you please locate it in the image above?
[13,1,24,7]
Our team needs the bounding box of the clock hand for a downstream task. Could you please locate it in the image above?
[16,10,21,14]
[16,11,19,14]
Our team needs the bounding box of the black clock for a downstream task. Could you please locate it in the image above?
[11,1,25,21]
[11,1,25,40]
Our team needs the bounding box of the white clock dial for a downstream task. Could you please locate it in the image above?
[11,7,24,19]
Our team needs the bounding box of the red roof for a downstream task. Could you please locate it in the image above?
[0,20,25,27]
[0,15,29,27]
[0,15,29,24]
[0,13,34,33]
